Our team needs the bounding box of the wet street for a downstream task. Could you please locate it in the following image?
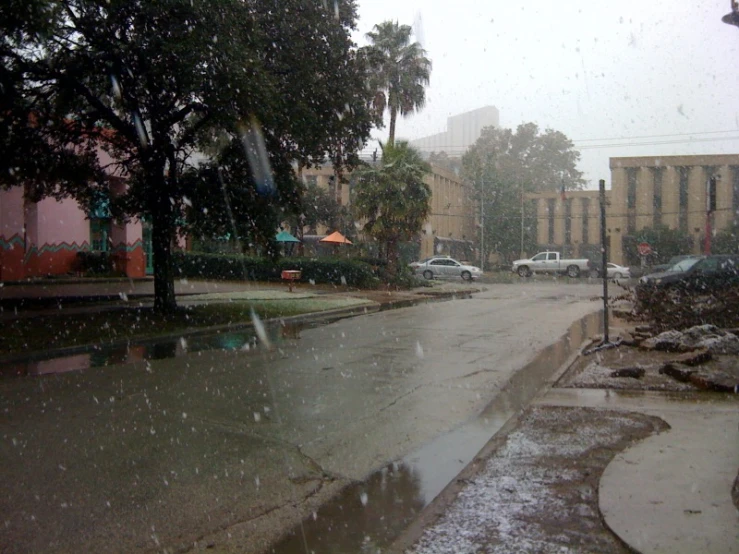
[0,283,603,553]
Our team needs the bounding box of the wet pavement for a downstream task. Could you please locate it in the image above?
[271,310,605,553]
[536,389,739,554]
[0,282,603,553]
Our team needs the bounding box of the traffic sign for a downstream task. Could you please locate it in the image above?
[637,242,652,256]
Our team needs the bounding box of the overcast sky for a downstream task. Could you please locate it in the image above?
[352,0,739,188]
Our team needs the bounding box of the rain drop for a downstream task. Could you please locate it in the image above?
[133,112,148,147]
[251,309,271,349]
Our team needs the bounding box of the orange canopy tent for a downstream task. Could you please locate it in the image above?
[320,231,352,255]
[319,231,353,245]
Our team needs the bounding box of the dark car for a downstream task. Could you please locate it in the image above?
[649,254,701,275]
[638,256,704,286]
[637,255,739,292]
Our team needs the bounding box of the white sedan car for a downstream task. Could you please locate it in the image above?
[413,256,483,281]
[606,263,630,279]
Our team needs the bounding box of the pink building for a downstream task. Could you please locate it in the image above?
[0,178,149,281]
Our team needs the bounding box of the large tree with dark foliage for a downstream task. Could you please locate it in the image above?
[0,0,374,312]
[462,122,585,265]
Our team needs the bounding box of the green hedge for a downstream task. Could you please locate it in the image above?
[173,252,380,288]
[75,251,113,275]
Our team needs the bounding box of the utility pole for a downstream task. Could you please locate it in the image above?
[599,178,609,343]
[520,182,525,259]
[479,179,485,269]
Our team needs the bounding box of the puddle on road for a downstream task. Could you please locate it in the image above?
[270,310,605,553]
[1,295,470,377]
[0,321,311,377]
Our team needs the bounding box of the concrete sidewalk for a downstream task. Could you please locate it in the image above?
[537,389,739,554]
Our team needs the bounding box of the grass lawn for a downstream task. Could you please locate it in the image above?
[1,297,372,356]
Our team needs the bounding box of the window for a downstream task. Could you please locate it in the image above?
[652,168,663,227]
[678,166,690,232]
[626,168,637,209]
[625,168,637,234]
[89,191,111,252]
[732,166,739,224]
[547,198,556,244]
[547,252,558,261]
[90,218,111,252]
[581,198,590,245]
[532,253,547,261]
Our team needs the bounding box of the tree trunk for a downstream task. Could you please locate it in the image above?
[150,170,177,314]
[386,238,399,275]
[388,105,397,147]
[152,217,177,314]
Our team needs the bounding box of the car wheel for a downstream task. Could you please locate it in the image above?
[566,265,580,278]
[517,266,531,278]
[613,272,622,280]
[423,270,433,280]
[461,270,472,281]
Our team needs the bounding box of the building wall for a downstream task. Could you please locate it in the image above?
[0,187,26,281]
[0,182,145,281]
[420,164,475,260]
[531,189,610,260]
[609,154,739,263]
[528,154,739,266]
[300,163,475,261]
[108,179,146,277]
[24,195,90,277]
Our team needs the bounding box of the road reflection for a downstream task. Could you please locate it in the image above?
[271,461,425,553]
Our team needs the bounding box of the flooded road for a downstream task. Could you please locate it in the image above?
[0,283,604,553]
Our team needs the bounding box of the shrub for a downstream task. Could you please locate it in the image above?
[76,251,113,275]
[172,252,380,288]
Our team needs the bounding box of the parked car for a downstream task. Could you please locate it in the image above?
[638,256,704,286]
[587,261,631,279]
[605,263,630,280]
[409,257,435,270]
[511,251,592,278]
[637,255,739,291]
[649,254,701,274]
[413,257,483,281]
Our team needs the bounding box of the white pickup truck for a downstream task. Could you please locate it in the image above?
[512,251,592,278]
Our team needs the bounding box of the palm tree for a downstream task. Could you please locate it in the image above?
[353,141,431,272]
[365,21,432,147]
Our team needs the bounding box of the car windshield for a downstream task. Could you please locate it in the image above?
[669,258,701,272]
[3,2,738,554]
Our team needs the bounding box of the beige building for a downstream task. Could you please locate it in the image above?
[300,164,476,261]
[530,153,739,265]
[529,189,608,262]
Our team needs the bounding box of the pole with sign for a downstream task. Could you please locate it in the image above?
[637,241,651,272]
[599,179,609,343]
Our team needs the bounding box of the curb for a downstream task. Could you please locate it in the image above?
[385,309,602,553]
[0,289,475,368]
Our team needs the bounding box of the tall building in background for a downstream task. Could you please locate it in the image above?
[409,106,500,156]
